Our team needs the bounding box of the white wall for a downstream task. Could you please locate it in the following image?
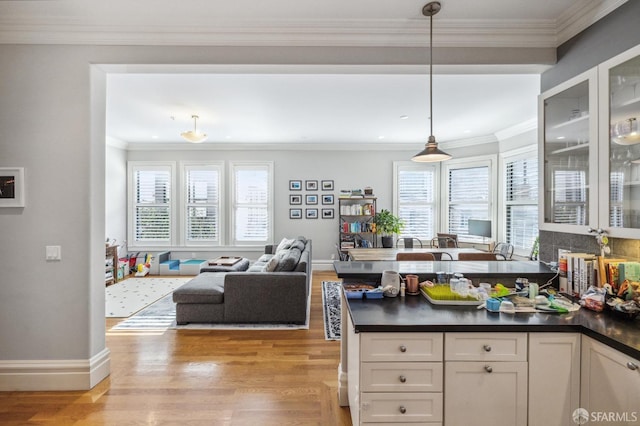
[105,144,128,257]
[0,41,532,390]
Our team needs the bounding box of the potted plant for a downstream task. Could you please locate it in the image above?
[374,209,405,248]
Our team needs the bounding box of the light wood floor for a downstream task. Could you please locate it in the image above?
[0,271,352,426]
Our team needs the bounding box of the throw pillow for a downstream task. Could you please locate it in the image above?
[274,247,302,272]
[276,237,295,253]
[264,256,279,272]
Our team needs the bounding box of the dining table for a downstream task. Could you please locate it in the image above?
[346,247,485,261]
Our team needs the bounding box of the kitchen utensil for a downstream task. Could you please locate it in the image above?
[405,274,419,295]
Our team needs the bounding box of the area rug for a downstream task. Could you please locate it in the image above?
[322,281,342,341]
[110,281,312,332]
[106,277,192,317]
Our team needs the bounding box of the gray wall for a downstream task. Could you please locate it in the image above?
[542,1,640,91]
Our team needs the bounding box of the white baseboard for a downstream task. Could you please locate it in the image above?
[0,348,111,391]
[312,260,336,271]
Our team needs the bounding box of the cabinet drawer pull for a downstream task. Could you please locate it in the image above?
[484,365,493,373]
[399,375,407,383]
[483,344,492,352]
[627,362,639,371]
[399,406,407,414]
[399,345,407,353]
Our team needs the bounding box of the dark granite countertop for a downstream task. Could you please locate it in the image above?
[345,292,640,360]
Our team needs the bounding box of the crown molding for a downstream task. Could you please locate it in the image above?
[555,0,628,46]
[494,118,538,142]
[0,18,556,48]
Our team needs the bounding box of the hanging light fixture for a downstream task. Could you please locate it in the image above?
[180,115,208,143]
[412,1,452,163]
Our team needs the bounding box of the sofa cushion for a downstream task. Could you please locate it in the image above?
[172,273,226,304]
[264,255,279,272]
[274,247,302,272]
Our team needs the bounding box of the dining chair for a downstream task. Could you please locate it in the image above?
[437,233,458,248]
[396,237,424,248]
[432,251,453,260]
[396,252,436,261]
[458,252,503,261]
[493,242,514,260]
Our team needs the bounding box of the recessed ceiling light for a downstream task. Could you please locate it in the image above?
[463,130,471,134]
[400,115,409,120]
[226,135,232,139]
[378,135,385,140]
[151,135,158,139]
[557,136,566,140]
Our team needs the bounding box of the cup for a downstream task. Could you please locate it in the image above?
[405,274,419,294]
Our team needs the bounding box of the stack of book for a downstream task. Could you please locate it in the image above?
[559,251,640,297]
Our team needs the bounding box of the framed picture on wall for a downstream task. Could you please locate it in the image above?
[0,167,25,208]
[290,194,302,205]
[322,208,334,219]
[322,194,334,205]
[321,180,334,191]
[305,180,318,191]
[289,180,302,191]
[306,208,318,219]
[289,208,302,219]
[305,194,318,205]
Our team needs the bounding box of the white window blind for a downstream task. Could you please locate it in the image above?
[610,171,624,227]
[448,165,490,236]
[133,167,172,243]
[552,170,587,224]
[505,156,538,252]
[395,164,436,240]
[185,166,220,243]
[232,163,272,244]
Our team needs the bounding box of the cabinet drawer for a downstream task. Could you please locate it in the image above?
[361,333,443,362]
[361,362,443,393]
[361,392,443,423]
[445,333,527,361]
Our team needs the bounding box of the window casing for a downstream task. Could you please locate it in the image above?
[503,150,539,255]
[183,163,223,246]
[444,157,496,238]
[128,162,176,248]
[230,162,274,245]
[393,162,438,241]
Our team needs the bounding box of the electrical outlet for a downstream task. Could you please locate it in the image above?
[330,253,336,260]
[191,252,196,259]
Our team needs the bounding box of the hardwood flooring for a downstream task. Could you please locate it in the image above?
[0,271,352,426]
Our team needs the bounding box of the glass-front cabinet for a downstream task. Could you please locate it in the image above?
[599,44,640,238]
[539,68,599,233]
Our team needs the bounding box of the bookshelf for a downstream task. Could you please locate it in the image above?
[338,197,376,256]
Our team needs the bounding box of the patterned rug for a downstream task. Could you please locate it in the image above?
[322,281,342,341]
[105,277,192,317]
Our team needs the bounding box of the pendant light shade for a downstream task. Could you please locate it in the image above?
[181,115,207,143]
[412,1,451,163]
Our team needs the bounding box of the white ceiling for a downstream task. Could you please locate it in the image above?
[0,0,626,148]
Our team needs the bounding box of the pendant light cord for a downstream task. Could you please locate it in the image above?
[429,12,433,139]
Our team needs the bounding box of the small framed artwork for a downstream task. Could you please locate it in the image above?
[305,194,318,205]
[0,167,25,207]
[322,208,334,219]
[289,194,302,205]
[305,180,318,191]
[289,180,302,191]
[321,180,334,191]
[322,194,334,205]
[289,208,302,219]
[306,208,318,219]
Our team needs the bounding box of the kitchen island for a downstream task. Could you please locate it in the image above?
[339,288,640,425]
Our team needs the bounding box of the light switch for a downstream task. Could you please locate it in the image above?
[46,245,62,261]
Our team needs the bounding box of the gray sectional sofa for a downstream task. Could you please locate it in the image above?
[172,237,312,324]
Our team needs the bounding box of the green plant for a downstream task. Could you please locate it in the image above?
[374,209,405,236]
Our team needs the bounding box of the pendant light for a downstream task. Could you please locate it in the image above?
[180,115,208,143]
[412,1,452,162]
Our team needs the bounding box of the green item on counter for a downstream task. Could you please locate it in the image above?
[421,285,480,302]
[490,283,510,298]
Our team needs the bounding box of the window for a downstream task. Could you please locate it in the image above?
[184,163,222,246]
[128,162,175,247]
[445,157,495,237]
[230,162,273,245]
[552,169,587,224]
[393,162,437,240]
[504,152,538,254]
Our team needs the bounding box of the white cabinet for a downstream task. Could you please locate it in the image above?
[539,68,599,233]
[598,44,640,238]
[540,43,640,237]
[444,333,528,426]
[581,335,640,424]
[528,333,581,426]
[350,331,444,425]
